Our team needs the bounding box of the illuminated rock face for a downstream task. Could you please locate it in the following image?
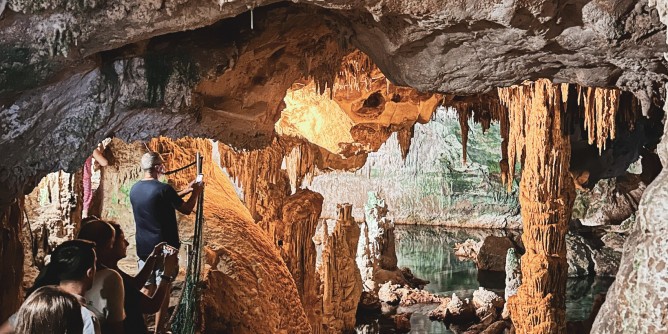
[309,109,521,226]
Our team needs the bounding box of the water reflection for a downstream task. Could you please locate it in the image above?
[356,225,614,334]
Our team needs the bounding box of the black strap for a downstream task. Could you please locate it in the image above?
[164,161,196,175]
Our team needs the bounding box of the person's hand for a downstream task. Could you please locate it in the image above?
[192,181,205,195]
[148,242,168,259]
[163,251,179,277]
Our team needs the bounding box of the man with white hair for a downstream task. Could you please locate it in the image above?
[129,151,203,334]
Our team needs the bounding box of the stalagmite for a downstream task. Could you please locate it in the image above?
[313,203,363,333]
[356,192,398,291]
[278,189,324,331]
[498,79,575,334]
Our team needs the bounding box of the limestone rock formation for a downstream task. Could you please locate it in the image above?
[277,189,324,331]
[310,108,520,226]
[502,248,521,319]
[592,82,668,332]
[501,80,576,334]
[24,171,82,265]
[454,239,483,261]
[313,204,363,333]
[0,1,667,332]
[0,201,24,323]
[572,175,647,226]
[566,232,595,278]
[476,236,518,272]
[356,192,426,291]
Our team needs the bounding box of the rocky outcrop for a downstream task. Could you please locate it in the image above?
[476,236,518,272]
[572,175,647,226]
[566,232,595,278]
[313,204,363,333]
[454,239,483,261]
[591,73,668,332]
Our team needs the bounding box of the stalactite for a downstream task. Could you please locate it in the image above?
[458,107,470,165]
[334,50,375,95]
[579,86,621,154]
[499,104,510,186]
[396,125,415,161]
[498,79,575,334]
[284,141,318,192]
[216,138,285,219]
[445,94,509,167]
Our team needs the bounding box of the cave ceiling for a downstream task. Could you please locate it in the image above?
[0,0,667,205]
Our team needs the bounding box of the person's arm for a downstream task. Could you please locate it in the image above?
[100,270,125,334]
[138,252,178,313]
[91,147,108,167]
[0,317,14,334]
[176,182,203,215]
[177,180,195,197]
[125,242,166,289]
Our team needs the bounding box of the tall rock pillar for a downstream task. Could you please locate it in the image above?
[500,80,575,334]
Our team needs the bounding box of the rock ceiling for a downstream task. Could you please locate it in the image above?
[0,0,667,204]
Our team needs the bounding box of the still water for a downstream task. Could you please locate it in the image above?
[356,225,614,334]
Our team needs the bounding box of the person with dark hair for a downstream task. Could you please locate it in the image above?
[0,239,101,334]
[77,220,126,334]
[130,151,203,334]
[14,285,84,334]
[95,221,178,334]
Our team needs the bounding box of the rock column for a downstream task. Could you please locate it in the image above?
[501,80,575,334]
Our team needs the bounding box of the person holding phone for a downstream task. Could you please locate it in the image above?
[129,152,203,334]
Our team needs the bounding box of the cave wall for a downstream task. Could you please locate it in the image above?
[592,92,668,333]
[0,201,24,323]
[309,107,520,226]
[590,1,668,331]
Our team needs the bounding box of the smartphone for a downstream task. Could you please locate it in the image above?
[196,174,203,183]
[163,245,178,255]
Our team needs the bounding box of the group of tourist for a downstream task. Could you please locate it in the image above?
[0,151,204,334]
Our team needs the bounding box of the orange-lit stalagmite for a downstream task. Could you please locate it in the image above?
[498,79,575,334]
